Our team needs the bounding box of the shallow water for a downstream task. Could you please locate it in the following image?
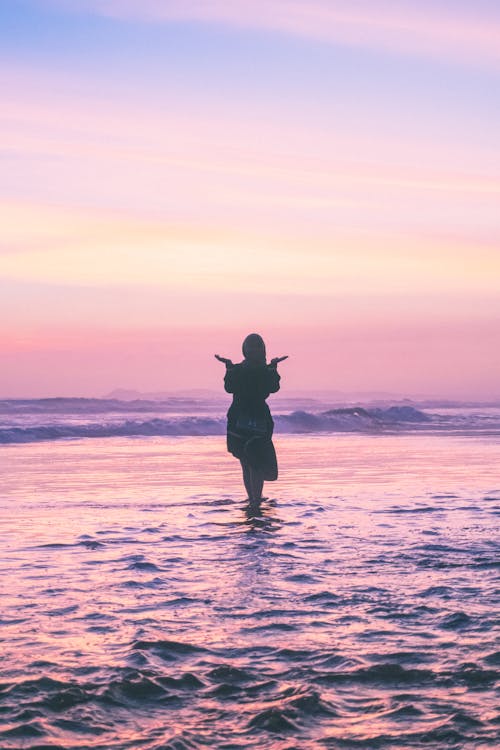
[1,434,499,749]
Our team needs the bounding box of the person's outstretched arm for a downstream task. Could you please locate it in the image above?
[215,354,237,393]
[266,355,288,394]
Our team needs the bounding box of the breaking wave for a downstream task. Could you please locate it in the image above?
[1,398,499,444]
[1,406,432,444]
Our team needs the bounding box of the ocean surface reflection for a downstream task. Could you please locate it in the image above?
[1,434,499,749]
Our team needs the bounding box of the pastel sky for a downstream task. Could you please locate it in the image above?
[2,0,499,398]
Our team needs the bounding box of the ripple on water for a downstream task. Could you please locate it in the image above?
[133,639,210,661]
[126,560,161,571]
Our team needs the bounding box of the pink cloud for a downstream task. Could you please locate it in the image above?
[3,67,499,251]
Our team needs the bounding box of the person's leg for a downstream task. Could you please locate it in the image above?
[240,459,253,499]
[240,460,265,501]
[249,467,264,502]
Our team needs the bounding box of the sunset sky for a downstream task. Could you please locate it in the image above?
[2,0,499,398]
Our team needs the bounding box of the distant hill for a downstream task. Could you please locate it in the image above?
[103,387,405,402]
[104,388,221,401]
[102,388,500,409]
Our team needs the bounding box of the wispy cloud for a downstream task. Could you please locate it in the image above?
[2,200,499,302]
[3,67,499,240]
[40,0,500,68]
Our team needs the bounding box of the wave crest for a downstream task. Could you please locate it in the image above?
[0,407,430,444]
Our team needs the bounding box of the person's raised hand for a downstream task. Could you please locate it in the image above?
[214,354,233,367]
[269,356,289,367]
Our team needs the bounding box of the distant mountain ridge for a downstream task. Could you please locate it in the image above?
[104,388,221,400]
[102,388,500,409]
[104,387,420,402]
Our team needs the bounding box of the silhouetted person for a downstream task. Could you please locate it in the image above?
[215,334,287,503]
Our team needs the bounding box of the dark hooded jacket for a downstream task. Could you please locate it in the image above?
[224,361,280,477]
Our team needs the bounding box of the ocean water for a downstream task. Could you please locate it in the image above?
[1,425,499,749]
[2,397,500,443]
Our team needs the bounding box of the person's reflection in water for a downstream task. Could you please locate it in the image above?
[215,333,287,504]
[237,500,283,595]
[243,497,280,531]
